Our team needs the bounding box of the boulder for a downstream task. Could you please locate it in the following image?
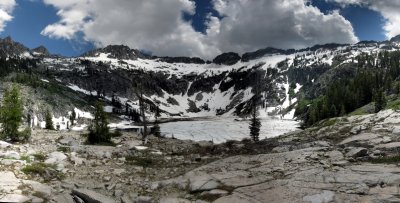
[302,190,335,203]
[159,198,191,203]
[392,126,400,134]
[58,137,79,146]
[350,125,367,135]
[346,148,368,158]
[327,150,344,162]
[0,171,21,192]
[70,152,84,166]
[340,133,378,145]
[72,188,117,203]
[22,180,53,197]
[45,151,67,165]
[0,151,20,159]
[189,174,220,192]
[135,196,152,203]
[0,194,30,203]
[0,140,12,148]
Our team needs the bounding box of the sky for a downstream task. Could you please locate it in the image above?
[0,0,399,58]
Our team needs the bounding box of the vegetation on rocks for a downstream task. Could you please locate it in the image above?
[85,102,113,145]
[0,84,26,142]
[45,108,54,130]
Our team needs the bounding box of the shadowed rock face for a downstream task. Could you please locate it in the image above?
[82,45,149,60]
[155,56,205,64]
[390,34,400,42]
[241,47,293,62]
[213,52,241,65]
[0,36,30,57]
[32,46,50,56]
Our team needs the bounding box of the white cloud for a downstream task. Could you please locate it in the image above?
[0,0,16,32]
[327,0,400,39]
[42,0,358,58]
[210,0,358,52]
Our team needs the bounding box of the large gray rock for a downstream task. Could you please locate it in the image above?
[58,137,79,146]
[0,151,21,159]
[0,140,12,148]
[0,194,30,203]
[302,190,335,203]
[22,180,53,197]
[340,133,378,145]
[0,171,21,193]
[346,148,368,158]
[53,193,75,203]
[326,150,344,162]
[189,174,220,192]
[350,125,367,135]
[45,151,67,164]
[376,142,400,150]
[72,188,117,203]
[392,126,400,134]
[159,198,191,203]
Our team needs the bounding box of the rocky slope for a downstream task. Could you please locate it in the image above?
[3,109,400,202]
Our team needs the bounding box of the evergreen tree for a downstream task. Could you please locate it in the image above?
[45,108,54,130]
[339,104,346,116]
[330,105,337,117]
[87,102,111,144]
[153,103,161,137]
[70,109,76,126]
[374,88,386,113]
[249,73,262,142]
[249,107,261,142]
[0,85,23,142]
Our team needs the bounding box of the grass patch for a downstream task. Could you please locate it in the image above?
[32,153,47,162]
[386,99,400,110]
[126,156,154,168]
[20,155,32,163]
[57,146,70,153]
[370,155,400,164]
[22,162,65,182]
[321,119,337,127]
[22,163,49,176]
[348,108,369,116]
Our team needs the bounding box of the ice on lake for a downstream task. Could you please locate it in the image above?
[160,117,299,144]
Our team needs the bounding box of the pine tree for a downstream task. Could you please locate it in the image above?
[374,88,386,113]
[249,73,262,142]
[0,85,23,142]
[330,104,337,117]
[45,108,54,130]
[135,84,148,144]
[339,104,346,116]
[87,102,111,144]
[153,103,161,137]
[70,109,76,126]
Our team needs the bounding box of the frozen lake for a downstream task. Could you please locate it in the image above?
[160,117,300,144]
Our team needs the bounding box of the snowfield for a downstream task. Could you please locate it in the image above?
[160,117,299,144]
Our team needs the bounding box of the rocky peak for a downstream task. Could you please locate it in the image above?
[302,43,347,52]
[32,45,50,56]
[390,34,400,42]
[213,52,241,65]
[241,47,293,62]
[0,36,29,57]
[155,56,205,64]
[83,45,148,60]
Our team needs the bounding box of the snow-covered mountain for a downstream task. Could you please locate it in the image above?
[2,35,400,122]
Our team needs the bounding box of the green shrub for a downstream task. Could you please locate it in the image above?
[86,102,112,145]
[22,163,64,181]
[0,85,23,142]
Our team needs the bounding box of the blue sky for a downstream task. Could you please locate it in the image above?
[0,0,394,57]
